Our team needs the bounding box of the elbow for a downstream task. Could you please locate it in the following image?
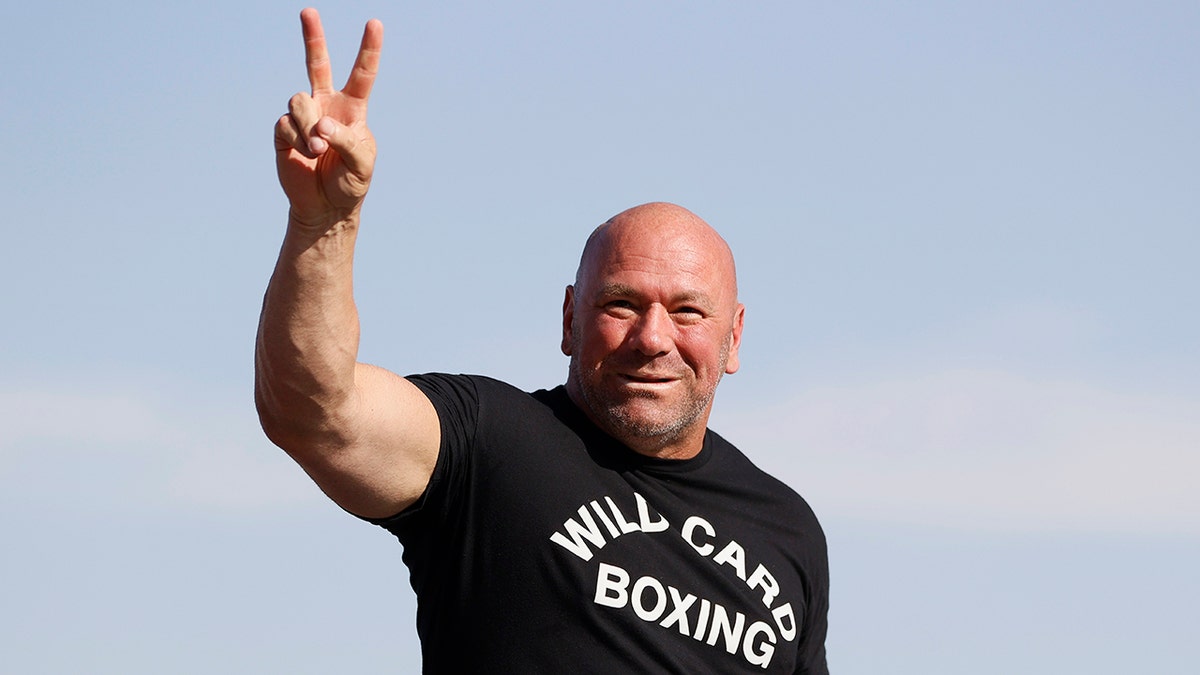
[254,373,354,462]
[254,349,314,451]
[255,380,298,452]
[254,370,315,454]
[253,345,357,459]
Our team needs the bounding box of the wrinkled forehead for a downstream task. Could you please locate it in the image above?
[574,209,738,300]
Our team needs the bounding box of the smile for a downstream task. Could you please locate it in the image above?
[620,374,677,384]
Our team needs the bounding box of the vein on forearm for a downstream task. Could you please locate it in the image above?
[256,220,363,446]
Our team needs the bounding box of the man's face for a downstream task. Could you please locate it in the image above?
[562,206,744,457]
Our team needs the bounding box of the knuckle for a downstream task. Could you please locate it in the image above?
[288,92,311,112]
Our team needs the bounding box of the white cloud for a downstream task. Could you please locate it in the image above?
[164,433,323,512]
[0,383,324,514]
[0,388,169,450]
[721,369,1200,535]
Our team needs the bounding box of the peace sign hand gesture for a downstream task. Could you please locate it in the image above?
[274,8,382,232]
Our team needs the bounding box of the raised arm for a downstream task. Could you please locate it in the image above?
[255,8,439,519]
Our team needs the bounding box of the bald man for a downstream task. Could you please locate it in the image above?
[257,9,828,673]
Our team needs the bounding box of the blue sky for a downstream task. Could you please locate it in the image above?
[2,1,1197,672]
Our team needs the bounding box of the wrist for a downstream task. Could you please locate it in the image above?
[279,209,362,262]
[286,207,361,237]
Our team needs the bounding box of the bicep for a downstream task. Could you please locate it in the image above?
[291,362,441,519]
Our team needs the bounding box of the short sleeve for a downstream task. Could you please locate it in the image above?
[365,372,480,528]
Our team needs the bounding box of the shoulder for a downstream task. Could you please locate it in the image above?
[705,429,827,541]
[405,373,544,419]
[707,430,812,502]
[406,373,577,442]
[406,372,518,402]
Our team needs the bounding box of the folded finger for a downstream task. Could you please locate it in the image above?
[274,114,312,156]
[287,92,328,155]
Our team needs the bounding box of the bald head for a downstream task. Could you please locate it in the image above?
[575,202,738,302]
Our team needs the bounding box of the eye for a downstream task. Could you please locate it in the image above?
[672,306,705,323]
[602,299,637,316]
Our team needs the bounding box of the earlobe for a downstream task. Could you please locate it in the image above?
[561,285,575,356]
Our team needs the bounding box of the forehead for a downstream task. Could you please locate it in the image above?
[578,222,737,303]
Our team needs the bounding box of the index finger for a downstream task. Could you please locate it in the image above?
[300,8,334,93]
[342,18,383,101]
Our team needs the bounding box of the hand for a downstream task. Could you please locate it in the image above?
[275,8,383,230]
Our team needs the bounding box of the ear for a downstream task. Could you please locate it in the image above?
[561,285,576,356]
[724,303,746,375]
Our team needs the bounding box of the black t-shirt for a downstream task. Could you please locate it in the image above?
[372,374,829,673]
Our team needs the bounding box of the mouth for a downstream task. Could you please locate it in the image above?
[619,373,677,385]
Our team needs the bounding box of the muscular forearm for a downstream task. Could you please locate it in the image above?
[255,214,363,451]
[256,11,440,518]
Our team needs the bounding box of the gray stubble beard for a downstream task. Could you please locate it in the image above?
[567,327,730,450]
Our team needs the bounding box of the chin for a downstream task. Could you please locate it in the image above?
[570,358,712,444]
[601,399,698,442]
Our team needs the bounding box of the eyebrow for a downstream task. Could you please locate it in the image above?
[596,283,716,310]
[597,282,638,298]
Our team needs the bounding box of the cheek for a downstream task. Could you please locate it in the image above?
[591,316,632,346]
[676,329,728,371]
[576,315,628,358]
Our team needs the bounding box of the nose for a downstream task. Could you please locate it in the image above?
[627,305,673,356]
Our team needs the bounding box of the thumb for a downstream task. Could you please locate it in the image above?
[314,116,375,177]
